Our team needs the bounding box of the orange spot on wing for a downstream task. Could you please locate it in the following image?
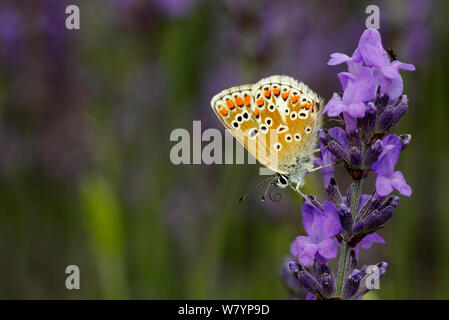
[301,103,307,109]
[291,95,300,103]
[264,89,271,98]
[254,108,260,118]
[305,103,312,110]
[257,98,264,107]
[273,88,281,96]
[226,99,235,109]
[235,96,244,107]
[244,95,251,106]
[219,106,228,116]
[282,91,290,100]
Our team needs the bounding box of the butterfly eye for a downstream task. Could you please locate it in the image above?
[277,175,288,188]
[305,126,312,134]
[236,114,243,123]
[242,111,249,120]
[294,133,301,141]
[285,134,292,142]
[232,121,239,128]
[283,108,290,115]
[290,112,297,120]
[274,143,282,151]
[268,104,275,112]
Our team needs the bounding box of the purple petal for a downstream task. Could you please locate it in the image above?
[391,171,412,197]
[353,233,385,256]
[301,203,322,237]
[328,52,351,65]
[291,236,310,257]
[357,28,390,67]
[317,238,338,260]
[342,66,376,104]
[327,102,347,117]
[372,135,401,177]
[375,175,394,197]
[322,201,342,237]
[338,72,354,91]
[346,102,367,118]
[391,60,416,71]
[328,127,348,147]
[298,242,318,266]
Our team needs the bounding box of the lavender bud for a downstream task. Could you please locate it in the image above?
[353,221,364,234]
[318,129,334,146]
[363,139,383,168]
[349,147,362,167]
[362,210,381,231]
[390,100,408,128]
[361,103,377,140]
[343,269,361,299]
[378,205,395,223]
[297,271,323,297]
[320,273,335,297]
[345,183,354,208]
[378,262,388,276]
[304,195,323,210]
[376,106,395,132]
[326,178,342,205]
[350,250,357,269]
[327,141,350,163]
[288,262,303,274]
[374,91,389,113]
[362,206,395,232]
[378,195,400,211]
[357,193,384,221]
[338,203,353,234]
[399,134,411,150]
[356,262,388,298]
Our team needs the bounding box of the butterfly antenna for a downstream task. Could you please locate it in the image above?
[261,176,279,202]
[237,176,277,203]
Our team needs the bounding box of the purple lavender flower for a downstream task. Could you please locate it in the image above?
[372,134,412,197]
[327,28,415,101]
[291,202,342,266]
[375,171,412,197]
[283,28,414,299]
[353,233,385,256]
[322,66,376,118]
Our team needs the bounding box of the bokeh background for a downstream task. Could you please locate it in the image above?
[0,0,447,299]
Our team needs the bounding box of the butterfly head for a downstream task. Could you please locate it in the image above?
[275,174,289,189]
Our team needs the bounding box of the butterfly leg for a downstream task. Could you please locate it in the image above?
[307,161,337,174]
[311,146,328,154]
[290,185,306,199]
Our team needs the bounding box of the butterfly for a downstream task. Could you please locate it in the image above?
[211,75,325,198]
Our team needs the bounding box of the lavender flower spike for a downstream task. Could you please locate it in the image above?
[284,28,413,299]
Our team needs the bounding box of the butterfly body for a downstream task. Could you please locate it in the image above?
[211,75,323,191]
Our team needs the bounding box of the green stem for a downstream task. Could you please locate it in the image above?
[335,179,362,298]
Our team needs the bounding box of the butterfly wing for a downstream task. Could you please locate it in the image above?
[210,75,323,175]
[251,75,324,171]
[210,84,288,174]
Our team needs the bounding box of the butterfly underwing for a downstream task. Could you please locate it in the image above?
[211,75,324,191]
